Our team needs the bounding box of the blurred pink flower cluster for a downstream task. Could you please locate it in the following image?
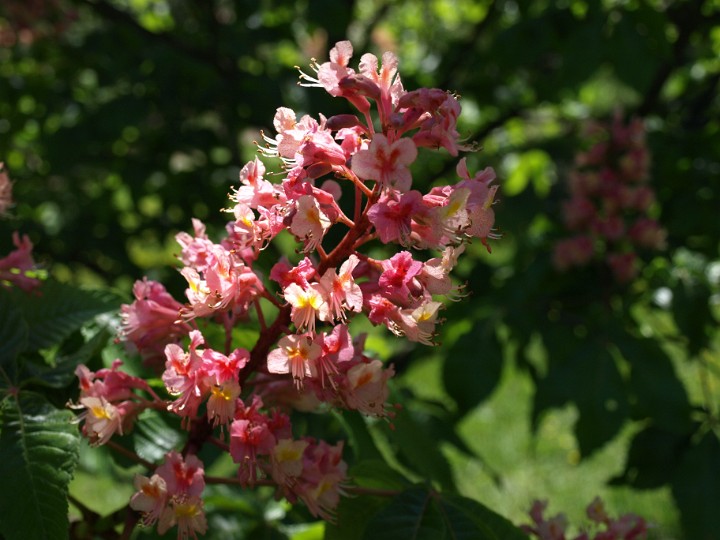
[522,497,648,540]
[73,40,499,538]
[553,115,666,283]
[0,163,42,292]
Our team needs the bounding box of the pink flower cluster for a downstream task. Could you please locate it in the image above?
[552,115,666,283]
[74,40,499,538]
[522,497,648,540]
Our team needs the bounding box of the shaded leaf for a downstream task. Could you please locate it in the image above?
[10,280,122,352]
[383,406,455,491]
[615,334,692,432]
[534,340,629,456]
[443,323,503,415]
[671,431,720,540]
[21,327,114,389]
[362,487,528,540]
[325,494,391,540]
[0,391,80,540]
[610,425,692,489]
[0,291,28,380]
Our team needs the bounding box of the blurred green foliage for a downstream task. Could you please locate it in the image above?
[1,0,719,539]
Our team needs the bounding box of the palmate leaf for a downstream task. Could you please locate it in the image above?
[0,391,80,540]
[362,487,528,540]
[8,279,122,352]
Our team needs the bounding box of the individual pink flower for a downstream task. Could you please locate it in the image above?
[130,473,168,526]
[270,257,317,289]
[378,251,423,304]
[162,331,209,421]
[351,133,417,192]
[283,282,327,333]
[397,300,443,345]
[290,194,332,252]
[157,496,207,540]
[230,157,282,210]
[358,50,405,121]
[267,334,321,386]
[76,396,125,446]
[318,255,363,323]
[299,40,372,113]
[229,397,277,484]
[341,359,395,416]
[419,246,464,296]
[271,438,309,485]
[155,451,206,498]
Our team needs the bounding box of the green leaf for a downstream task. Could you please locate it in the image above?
[9,280,122,352]
[130,408,183,464]
[383,406,455,491]
[534,341,629,456]
[671,431,720,540]
[0,291,28,379]
[615,335,692,432]
[21,327,114,389]
[672,277,713,357]
[334,410,384,462]
[325,494,391,540]
[362,487,528,540]
[443,323,503,415]
[610,425,692,489]
[0,391,80,540]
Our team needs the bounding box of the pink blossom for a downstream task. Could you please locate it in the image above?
[156,451,206,498]
[130,473,168,526]
[379,251,423,304]
[396,88,462,155]
[341,359,395,416]
[120,278,190,362]
[283,282,327,333]
[318,255,363,323]
[368,190,426,245]
[77,396,125,446]
[229,397,277,483]
[351,133,417,192]
[157,496,207,540]
[294,439,347,521]
[231,157,282,210]
[0,232,41,292]
[267,333,321,386]
[290,194,332,252]
[270,257,317,289]
[162,331,209,420]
